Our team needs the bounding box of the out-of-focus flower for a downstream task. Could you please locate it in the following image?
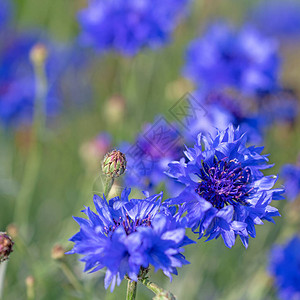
[122,117,184,196]
[184,22,280,95]
[67,188,193,291]
[269,236,300,300]
[0,232,14,262]
[79,133,111,171]
[281,161,300,202]
[0,0,12,31]
[104,94,126,125]
[167,124,284,248]
[180,90,265,145]
[250,0,300,41]
[77,0,191,56]
[0,33,88,128]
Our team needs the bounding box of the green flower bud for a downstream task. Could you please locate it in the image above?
[102,150,126,178]
[0,232,14,263]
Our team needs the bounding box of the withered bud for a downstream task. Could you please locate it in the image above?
[51,244,65,260]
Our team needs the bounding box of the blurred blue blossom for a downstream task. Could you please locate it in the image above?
[181,90,265,145]
[122,118,184,196]
[281,162,300,202]
[0,0,12,31]
[184,23,280,95]
[250,0,300,40]
[78,0,191,56]
[0,32,88,128]
[269,236,300,300]
[67,188,193,291]
[166,124,284,248]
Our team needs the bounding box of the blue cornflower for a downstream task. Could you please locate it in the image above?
[167,124,284,248]
[250,0,300,40]
[280,161,300,202]
[181,90,265,145]
[122,118,184,196]
[67,188,193,291]
[77,0,191,56]
[0,32,87,128]
[183,22,280,95]
[0,0,12,31]
[269,236,300,300]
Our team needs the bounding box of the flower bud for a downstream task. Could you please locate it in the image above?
[0,232,14,263]
[29,43,48,66]
[102,150,126,178]
[51,244,65,260]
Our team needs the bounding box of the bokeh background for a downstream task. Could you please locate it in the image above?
[1,0,300,299]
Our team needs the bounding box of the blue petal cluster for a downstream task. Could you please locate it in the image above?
[269,236,300,300]
[0,33,86,128]
[122,118,184,196]
[184,23,280,94]
[280,162,300,202]
[167,124,284,248]
[67,188,193,291]
[78,0,191,56]
[250,0,300,40]
[0,0,12,31]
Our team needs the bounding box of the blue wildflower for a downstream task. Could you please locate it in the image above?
[77,0,191,56]
[0,33,87,128]
[122,118,184,196]
[167,124,284,248]
[269,236,300,300]
[67,188,193,291]
[250,0,300,40]
[0,0,12,31]
[184,22,280,95]
[281,161,300,202]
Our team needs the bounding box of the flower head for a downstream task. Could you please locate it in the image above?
[67,188,193,291]
[77,0,191,56]
[281,162,300,202]
[0,232,14,262]
[122,118,184,195]
[269,236,300,300]
[167,124,284,248]
[184,22,280,94]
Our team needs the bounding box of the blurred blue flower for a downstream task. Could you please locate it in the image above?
[67,188,193,291]
[0,0,12,31]
[0,32,88,128]
[250,0,300,40]
[122,118,184,196]
[166,124,284,248]
[281,162,300,202]
[269,236,300,300]
[181,90,265,145]
[78,0,191,56]
[184,22,280,94]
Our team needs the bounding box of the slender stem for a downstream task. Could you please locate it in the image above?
[0,261,7,300]
[58,260,83,293]
[104,177,114,198]
[139,277,176,299]
[14,52,48,235]
[126,280,137,300]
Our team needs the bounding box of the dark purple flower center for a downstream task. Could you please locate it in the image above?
[104,214,152,237]
[195,157,253,209]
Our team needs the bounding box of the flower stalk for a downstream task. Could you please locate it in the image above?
[126,280,137,300]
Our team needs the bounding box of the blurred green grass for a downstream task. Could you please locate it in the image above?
[1,0,300,299]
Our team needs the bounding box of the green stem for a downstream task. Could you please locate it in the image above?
[13,52,48,235]
[139,277,176,299]
[126,280,137,300]
[104,177,114,198]
[58,260,83,293]
[0,261,7,300]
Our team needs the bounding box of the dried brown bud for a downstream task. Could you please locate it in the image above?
[51,244,65,260]
[0,232,14,263]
